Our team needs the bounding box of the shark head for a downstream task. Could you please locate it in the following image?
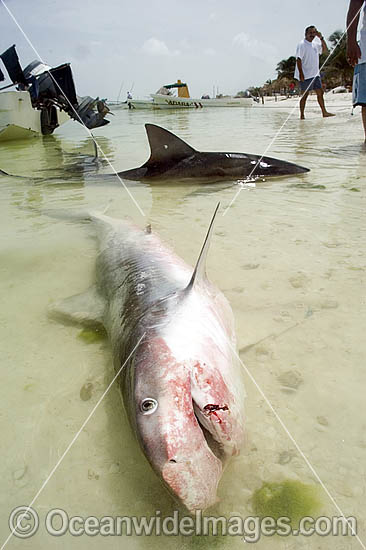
[249,155,310,176]
[129,334,223,512]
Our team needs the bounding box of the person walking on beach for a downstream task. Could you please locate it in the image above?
[347,0,366,142]
[294,26,335,119]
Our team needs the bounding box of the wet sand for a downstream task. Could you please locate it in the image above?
[0,104,365,549]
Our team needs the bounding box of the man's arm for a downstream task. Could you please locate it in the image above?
[315,30,329,54]
[296,58,305,81]
[347,0,364,66]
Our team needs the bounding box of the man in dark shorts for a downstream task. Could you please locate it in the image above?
[294,26,335,119]
[347,0,366,142]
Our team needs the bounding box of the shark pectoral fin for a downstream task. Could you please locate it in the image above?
[48,286,106,331]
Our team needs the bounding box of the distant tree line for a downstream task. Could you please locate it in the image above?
[239,30,352,98]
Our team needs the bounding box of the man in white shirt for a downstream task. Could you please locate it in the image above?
[347,0,366,142]
[295,26,335,119]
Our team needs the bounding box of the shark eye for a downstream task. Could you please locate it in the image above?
[140,398,158,415]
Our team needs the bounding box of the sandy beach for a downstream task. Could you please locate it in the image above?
[253,91,354,117]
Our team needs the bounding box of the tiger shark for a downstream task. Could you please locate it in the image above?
[118,124,310,181]
[49,204,246,512]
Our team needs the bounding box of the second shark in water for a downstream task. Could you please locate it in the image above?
[118,124,310,181]
[0,124,309,182]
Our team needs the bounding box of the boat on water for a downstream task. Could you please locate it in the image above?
[0,45,111,142]
[127,80,252,110]
[107,100,128,110]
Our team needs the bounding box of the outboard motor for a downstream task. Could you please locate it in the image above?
[1,45,110,134]
[75,96,110,129]
[23,59,110,130]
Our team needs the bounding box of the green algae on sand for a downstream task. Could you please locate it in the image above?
[252,480,321,525]
[77,328,106,344]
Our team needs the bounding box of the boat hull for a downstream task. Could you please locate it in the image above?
[128,94,252,110]
[0,124,39,142]
[0,91,69,142]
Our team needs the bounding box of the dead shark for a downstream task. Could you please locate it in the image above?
[118,124,310,181]
[49,205,246,512]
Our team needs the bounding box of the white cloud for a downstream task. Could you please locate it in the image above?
[141,37,180,56]
[204,48,216,56]
[232,32,278,63]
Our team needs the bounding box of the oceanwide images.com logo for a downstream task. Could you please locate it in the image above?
[8,507,358,542]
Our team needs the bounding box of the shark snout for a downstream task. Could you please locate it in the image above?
[250,155,310,177]
[288,163,310,174]
[268,159,310,175]
[162,453,222,512]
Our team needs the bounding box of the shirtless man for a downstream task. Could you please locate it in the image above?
[347,0,366,142]
[295,26,335,119]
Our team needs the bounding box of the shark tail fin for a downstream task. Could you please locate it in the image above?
[185,202,220,291]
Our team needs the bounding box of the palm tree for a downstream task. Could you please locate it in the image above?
[328,30,344,49]
[323,29,353,87]
[276,56,296,80]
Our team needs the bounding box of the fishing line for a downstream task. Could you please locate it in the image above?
[228,340,365,548]
[223,6,364,215]
[219,10,365,537]
[0,333,146,550]
[0,0,145,217]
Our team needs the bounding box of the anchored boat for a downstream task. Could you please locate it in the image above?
[0,45,111,142]
[127,80,252,109]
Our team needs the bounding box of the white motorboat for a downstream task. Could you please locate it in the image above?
[127,80,252,110]
[106,100,128,110]
[0,45,111,142]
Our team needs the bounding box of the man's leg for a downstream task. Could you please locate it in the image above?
[315,88,335,117]
[362,106,366,142]
[299,91,309,119]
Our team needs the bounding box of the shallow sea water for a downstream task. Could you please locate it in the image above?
[0,103,365,549]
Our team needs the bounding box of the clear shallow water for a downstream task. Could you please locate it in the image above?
[0,105,365,550]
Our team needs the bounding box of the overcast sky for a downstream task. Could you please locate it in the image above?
[0,0,350,100]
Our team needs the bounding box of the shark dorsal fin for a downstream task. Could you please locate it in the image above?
[185,203,220,291]
[145,124,196,165]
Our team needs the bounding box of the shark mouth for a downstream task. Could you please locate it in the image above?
[191,361,243,459]
[191,404,229,464]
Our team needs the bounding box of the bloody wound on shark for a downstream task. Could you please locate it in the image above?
[49,204,246,512]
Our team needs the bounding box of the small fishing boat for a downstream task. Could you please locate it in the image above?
[0,45,111,142]
[127,80,252,110]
